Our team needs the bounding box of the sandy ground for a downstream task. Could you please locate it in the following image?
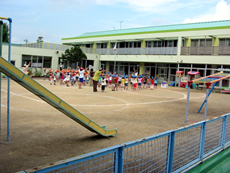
[0,78,229,172]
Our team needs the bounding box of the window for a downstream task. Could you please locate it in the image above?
[147,41,152,47]
[191,40,199,47]
[21,55,31,67]
[43,57,52,68]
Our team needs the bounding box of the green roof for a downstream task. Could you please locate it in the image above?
[63,20,230,40]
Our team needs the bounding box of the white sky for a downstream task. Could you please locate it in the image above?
[1,0,230,44]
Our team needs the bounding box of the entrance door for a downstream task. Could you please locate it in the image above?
[158,67,167,82]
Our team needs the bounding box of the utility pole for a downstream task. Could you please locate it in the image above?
[119,21,123,29]
[24,38,28,45]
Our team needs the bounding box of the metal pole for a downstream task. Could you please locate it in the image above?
[204,88,209,121]
[0,20,3,136]
[204,82,211,121]
[114,50,117,74]
[185,81,192,126]
[7,18,12,141]
[197,82,217,113]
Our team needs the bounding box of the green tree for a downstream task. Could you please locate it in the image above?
[36,36,43,43]
[61,46,87,65]
[2,23,9,43]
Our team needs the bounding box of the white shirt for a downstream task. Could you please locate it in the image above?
[79,70,85,78]
[101,79,106,86]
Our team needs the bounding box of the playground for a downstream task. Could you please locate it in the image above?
[0,78,230,172]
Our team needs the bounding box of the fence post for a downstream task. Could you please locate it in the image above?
[199,121,206,161]
[115,146,123,173]
[222,116,227,148]
[167,131,175,173]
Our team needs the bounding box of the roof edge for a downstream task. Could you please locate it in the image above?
[62,26,230,41]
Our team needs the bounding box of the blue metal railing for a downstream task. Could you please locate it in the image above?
[19,113,230,173]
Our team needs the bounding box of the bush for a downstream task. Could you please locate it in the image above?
[34,68,43,77]
[27,68,33,77]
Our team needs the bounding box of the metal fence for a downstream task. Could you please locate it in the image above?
[181,46,230,55]
[19,113,230,173]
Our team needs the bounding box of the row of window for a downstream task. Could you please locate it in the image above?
[22,55,52,68]
[81,38,230,49]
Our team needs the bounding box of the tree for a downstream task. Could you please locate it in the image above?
[2,23,9,43]
[60,46,87,66]
[36,36,43,43]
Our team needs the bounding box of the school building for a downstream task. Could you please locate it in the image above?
[1,20,230,86]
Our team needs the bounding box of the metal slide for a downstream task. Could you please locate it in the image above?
[0,56,117,137]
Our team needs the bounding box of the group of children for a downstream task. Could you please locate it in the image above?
[43,67,90,88]
[43,67,159,92]
[99,74,158,92]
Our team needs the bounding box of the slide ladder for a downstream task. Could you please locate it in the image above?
[0,56,117,137]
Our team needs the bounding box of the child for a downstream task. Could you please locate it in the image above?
[121,77,125,89]
[125,75,129,90]
[138,76,142,90]
[109,75,112,88]
[143,76,147,89]
[49,71,53,85]
[154,77,158,88]
[130,76,134,89]
[147,77,151,88]
[98,75,102,88]
[43,67,47,80]
[118,75,121,88]
[133,76,137,91]
[60,71,64,85]
[151,77,154,90]
[114,75,119,91]
[101,76,106,93]
[53,72,57,85]
[71,72,75,86]
[64,73,70,87]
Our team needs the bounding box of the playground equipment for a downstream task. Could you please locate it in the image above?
[185,71,230,125]
[175,71,184,87]
[0,17,117,140]
[186,71,200,89]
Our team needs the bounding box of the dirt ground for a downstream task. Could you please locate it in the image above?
[0,78,229,172]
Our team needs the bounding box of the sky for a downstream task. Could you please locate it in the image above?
[1,0,230,44]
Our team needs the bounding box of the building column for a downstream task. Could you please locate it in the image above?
[107,42,111,48]
[177,36,182,56]
[106,61,110,71]
[139,62,145,75]
[51,52,59,70]
[93,42,97,54]
[93,55,100,71]
[141,40,146,55]
[212,36,219,55]
[185,37,191,55]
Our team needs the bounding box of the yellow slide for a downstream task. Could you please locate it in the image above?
[0,56,117,137]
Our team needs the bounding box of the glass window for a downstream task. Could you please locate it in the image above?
[191,40,199,47]
[153,41,157,47]
[21,55,31,67]
[219,39,225,46]
[206,39,212,46]
[147,41,152,47]
[200,39,205,47]
[43,56,52,68]
[192,64,205,68]
[174,40,177,47]
[168,41,173,47]
[157,41,162,47]
[38,56,42,63]
[170,64,177,67]
[32,56,37,63]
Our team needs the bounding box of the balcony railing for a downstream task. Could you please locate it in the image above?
[181,46,230,55]
[81,47,178,55]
